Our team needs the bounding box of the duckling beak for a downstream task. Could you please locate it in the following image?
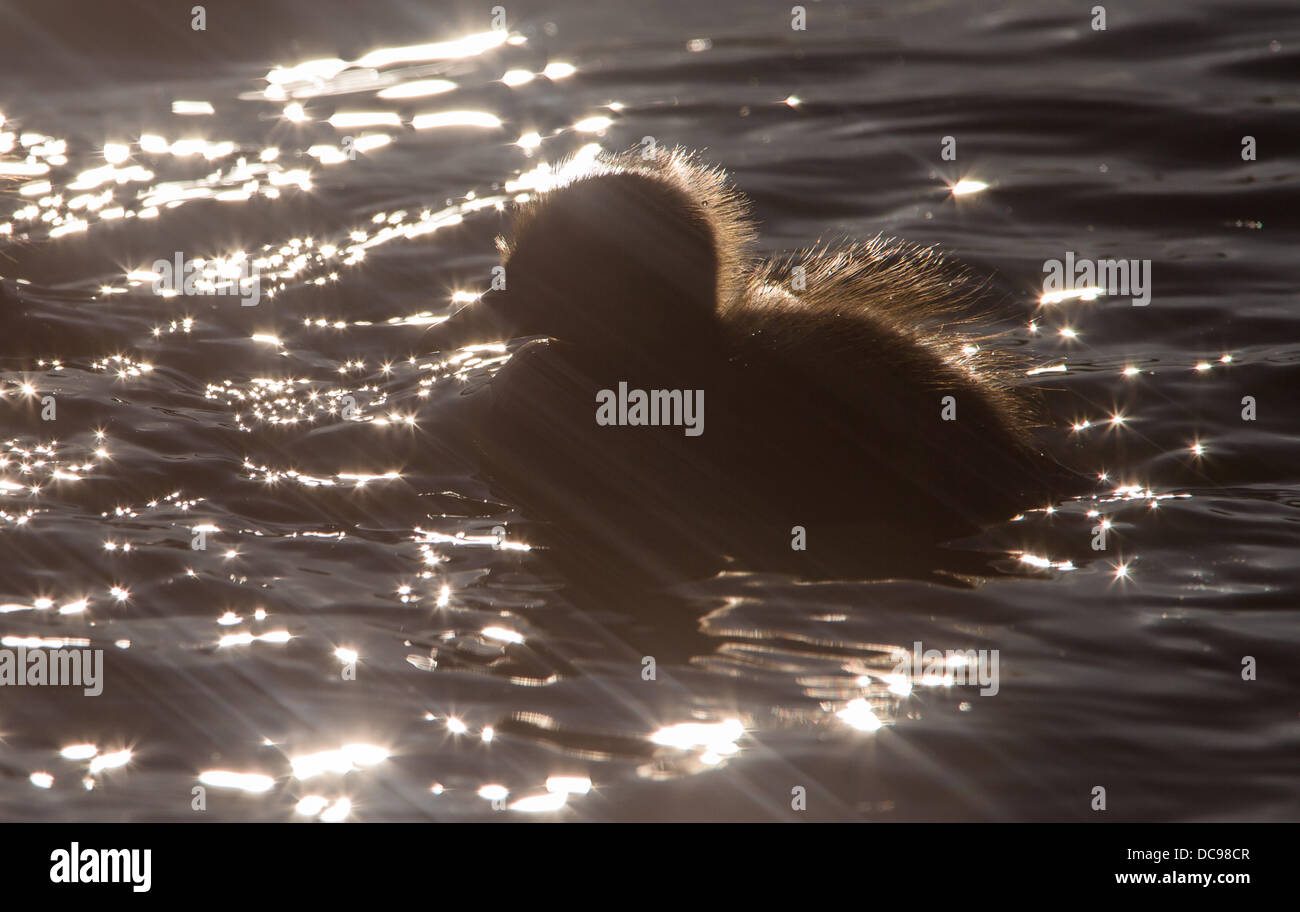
[421,289,514,352]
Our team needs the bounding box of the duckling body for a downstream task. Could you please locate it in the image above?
[424,149,1078,582]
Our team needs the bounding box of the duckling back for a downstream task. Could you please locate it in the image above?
[715,238,1065,529]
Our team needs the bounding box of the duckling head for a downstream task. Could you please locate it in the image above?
[424,149,755,358]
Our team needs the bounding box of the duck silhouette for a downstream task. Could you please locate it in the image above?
[423,148,1082,585]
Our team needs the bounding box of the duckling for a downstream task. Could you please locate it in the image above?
[423,148,1080,583]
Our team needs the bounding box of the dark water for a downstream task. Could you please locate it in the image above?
[1,0,1297,821]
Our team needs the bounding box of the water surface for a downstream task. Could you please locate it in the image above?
[1,0,1298,821]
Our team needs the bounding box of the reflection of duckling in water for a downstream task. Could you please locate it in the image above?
[424,149,1082,584]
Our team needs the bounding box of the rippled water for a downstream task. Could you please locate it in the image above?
[1,0,1298,821]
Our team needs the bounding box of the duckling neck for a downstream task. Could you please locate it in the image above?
[568,309,724,377]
